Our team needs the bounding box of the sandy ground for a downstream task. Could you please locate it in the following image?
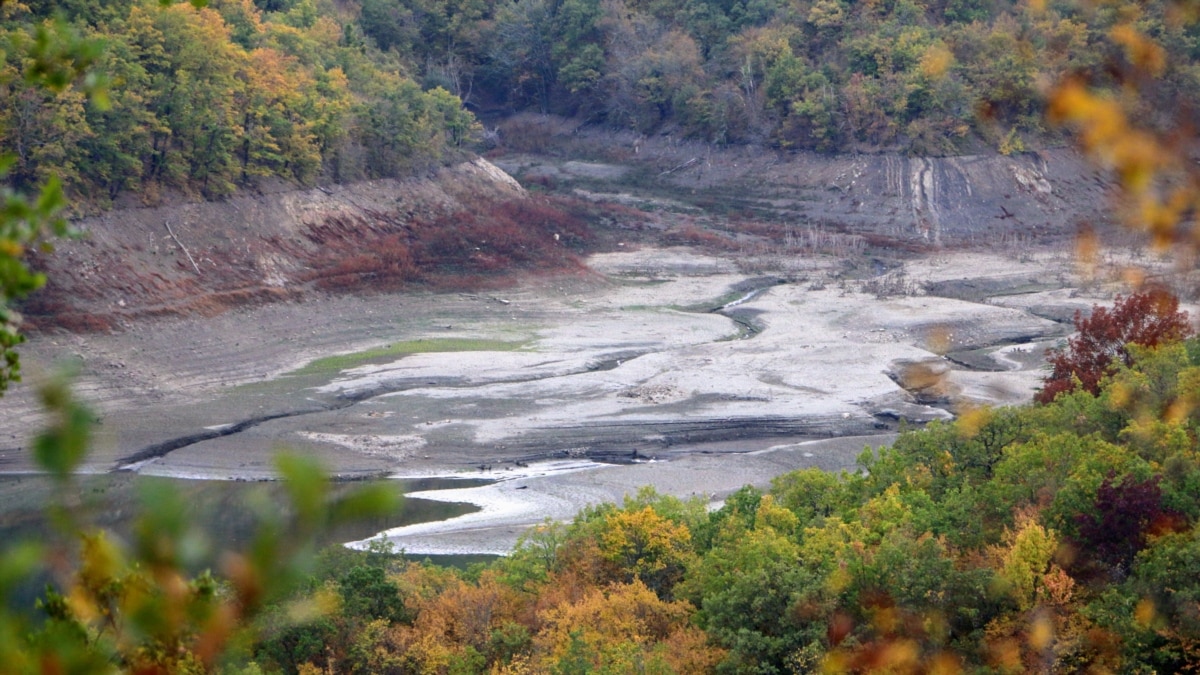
[2,242,1116,553]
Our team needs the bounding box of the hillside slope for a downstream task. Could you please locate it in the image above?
[497,122,1112,247]
[21,158,537,331]
[20,136,1120,334]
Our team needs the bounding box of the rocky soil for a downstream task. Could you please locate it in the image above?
[20,159,529,332]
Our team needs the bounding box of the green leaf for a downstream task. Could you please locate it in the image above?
[134,479,209,569]
[32,376,91,480]
[329,483,402,524]
[275,454,329,527]
[0,542,43,594]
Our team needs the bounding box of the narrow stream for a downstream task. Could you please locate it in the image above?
[720,286,769,310]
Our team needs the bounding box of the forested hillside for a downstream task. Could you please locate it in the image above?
[1,0,477,207]
[4,0,1199,209]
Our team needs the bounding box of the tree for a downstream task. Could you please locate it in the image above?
[1036,288,1193,404]
[681,498,822,672]
[1108,529,1200,672]
[76,33,159,204]
[488,0,557,111]
[359,0,418,54]
[528,580,722,673]
[1071,472,1181,581]
[595,506,694,599]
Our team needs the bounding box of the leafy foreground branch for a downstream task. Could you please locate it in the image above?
[0,373,399,674]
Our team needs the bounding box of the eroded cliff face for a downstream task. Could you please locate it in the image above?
[636,144,1107,247]
[784,151,1093,245]
[496,117,1111,249]
[21,159,528,330]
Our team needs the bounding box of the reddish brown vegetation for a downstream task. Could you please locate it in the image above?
[303,196,599,293]
[663,224,740,251]
[1070,472,1186,581]
[1036,287,1193,404]
[19,303,117,333]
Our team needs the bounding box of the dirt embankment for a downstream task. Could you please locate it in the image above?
[20,158,602,332]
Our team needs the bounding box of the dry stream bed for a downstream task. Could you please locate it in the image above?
[1,241,1111,555]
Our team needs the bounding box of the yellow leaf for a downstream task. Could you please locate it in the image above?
[1134,598,1157,626]
[67,584,99,622]
[1165,399,1191,425]
[1075,227,1099,279]
[1111,24,1166,77]
[956,405,991,439]
[1029,612,1054,651]
[880,639,921,667]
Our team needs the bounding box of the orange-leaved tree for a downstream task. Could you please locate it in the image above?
[1036,287,1192,404]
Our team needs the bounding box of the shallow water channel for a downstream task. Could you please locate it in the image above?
[0,474,489,567]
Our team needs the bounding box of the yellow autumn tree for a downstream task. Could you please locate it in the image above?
[514,579,722,674]
[595,506,695,599]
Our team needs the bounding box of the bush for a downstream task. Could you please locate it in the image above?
[1037,288,1193,404]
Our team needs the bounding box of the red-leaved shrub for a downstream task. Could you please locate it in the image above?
[1070,471,1185,580]
[1036,287,1193,404]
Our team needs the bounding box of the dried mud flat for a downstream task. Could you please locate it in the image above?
[0,240,1135,554]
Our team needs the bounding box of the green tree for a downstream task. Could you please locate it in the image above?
[359,0,418,54]
[488,0,557,111]
[339,564,410,623]
[1097,528,1200,671]
[683,497,822,673]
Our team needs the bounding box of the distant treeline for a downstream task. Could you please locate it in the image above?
[460,0,1197,152]
[4,0,1198,205]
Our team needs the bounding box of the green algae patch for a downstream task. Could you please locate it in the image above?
[292,339,528,376]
